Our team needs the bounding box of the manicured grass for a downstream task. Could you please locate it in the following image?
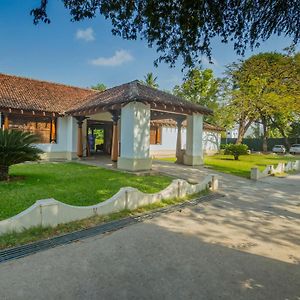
[156,154,296,178]
[0,190,208,250]
[0,162,172,221]
[204,154,295,178]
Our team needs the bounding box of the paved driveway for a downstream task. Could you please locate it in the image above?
[0,164,299,300]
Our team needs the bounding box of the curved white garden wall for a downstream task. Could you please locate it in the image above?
[250,160,300,180]
[0,175,218,235]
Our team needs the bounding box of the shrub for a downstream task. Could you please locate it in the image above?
[0,130,43,181]
[224,143,248,160]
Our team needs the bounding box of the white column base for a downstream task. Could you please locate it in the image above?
[183,154,203,166]
[117,157,152,172]
[39,151,77,161]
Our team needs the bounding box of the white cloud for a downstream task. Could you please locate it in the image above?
[90,50,134,67]
[76,27,95,42]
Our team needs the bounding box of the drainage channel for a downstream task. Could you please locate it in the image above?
[0,192,223,264]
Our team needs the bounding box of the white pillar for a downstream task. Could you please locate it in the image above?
[117,102,152,171]
[183,113,204,166]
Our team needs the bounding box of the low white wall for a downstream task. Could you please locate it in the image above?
[250,160,300,180]
[0,175,218,235]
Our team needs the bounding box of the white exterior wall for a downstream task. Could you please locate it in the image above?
[37,116,78,161]
[150,127,221,157]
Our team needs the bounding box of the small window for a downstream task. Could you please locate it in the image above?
[8,115,57,144]
[150,125,162,145]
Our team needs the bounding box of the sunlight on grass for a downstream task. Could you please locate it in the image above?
[156,154,296,178]
[0,162,172,221]
[205,154,295,178]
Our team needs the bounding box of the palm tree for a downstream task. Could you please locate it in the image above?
[143,73,159,88]
[0,130,43,181]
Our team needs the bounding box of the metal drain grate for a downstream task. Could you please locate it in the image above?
[0,192,223,264]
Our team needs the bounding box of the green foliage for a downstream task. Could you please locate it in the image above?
[143,73,159,88]
[173,68,220,123]
[31,1,300,67]
[0,130,43,181]
[91,83,107,91]
[0,162,172,220]
[289,121,300,138]
[224,143,248,160]
[225,51,300,144]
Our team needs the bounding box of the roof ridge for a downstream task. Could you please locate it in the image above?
[0,72,95,92]
[128,80,140,98]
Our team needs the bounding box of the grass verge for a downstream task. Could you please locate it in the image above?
[0,162,172,221]
[156,154,296,178]
[0,190,209,250]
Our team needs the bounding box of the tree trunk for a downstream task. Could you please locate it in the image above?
[262,118,268,153]
[0,165,9,181]
[236,119,253,145]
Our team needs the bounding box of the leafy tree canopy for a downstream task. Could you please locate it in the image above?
[31,0,300,68]
[224,51,300,144]
[91,83,107,91]
[173,68,221,123]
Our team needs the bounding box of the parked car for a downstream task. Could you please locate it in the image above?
[272,145,286,154]
[289,144,300,155]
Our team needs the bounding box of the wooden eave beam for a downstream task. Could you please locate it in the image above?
[0,107,60,118]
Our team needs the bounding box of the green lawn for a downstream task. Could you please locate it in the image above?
[156,154,296,178]
[0,162,172,221]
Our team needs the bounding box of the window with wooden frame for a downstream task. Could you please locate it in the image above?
[150,125,162,145]
[8,115,57,144]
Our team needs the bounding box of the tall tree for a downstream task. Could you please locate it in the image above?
[143,73,159,88]
[226,51,300,148]
[173,68,220,123]
[91,83,107,91]
[31,1,300,68]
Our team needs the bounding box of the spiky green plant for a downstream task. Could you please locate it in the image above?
[0,130,43,181]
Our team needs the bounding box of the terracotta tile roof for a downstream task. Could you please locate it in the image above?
[68,80,213,115]
[0,74,213,116]
[0,73,97,114]
[151,119,224,132]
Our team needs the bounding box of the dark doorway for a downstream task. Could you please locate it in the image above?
[87,120,113,156]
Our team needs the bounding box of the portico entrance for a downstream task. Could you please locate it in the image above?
[68,80,213,171]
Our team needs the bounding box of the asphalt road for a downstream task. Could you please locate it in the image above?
[0,171,299,300]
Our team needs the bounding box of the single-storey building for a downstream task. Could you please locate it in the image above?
[149,119,222,157]
[0,73,217,171]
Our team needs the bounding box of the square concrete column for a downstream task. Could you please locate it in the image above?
[183,113,204,166]
[117,102,152,171]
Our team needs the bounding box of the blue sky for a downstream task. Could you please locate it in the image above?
[0,0,297,91]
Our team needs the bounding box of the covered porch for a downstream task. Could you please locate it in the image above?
[68,80,212,171]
